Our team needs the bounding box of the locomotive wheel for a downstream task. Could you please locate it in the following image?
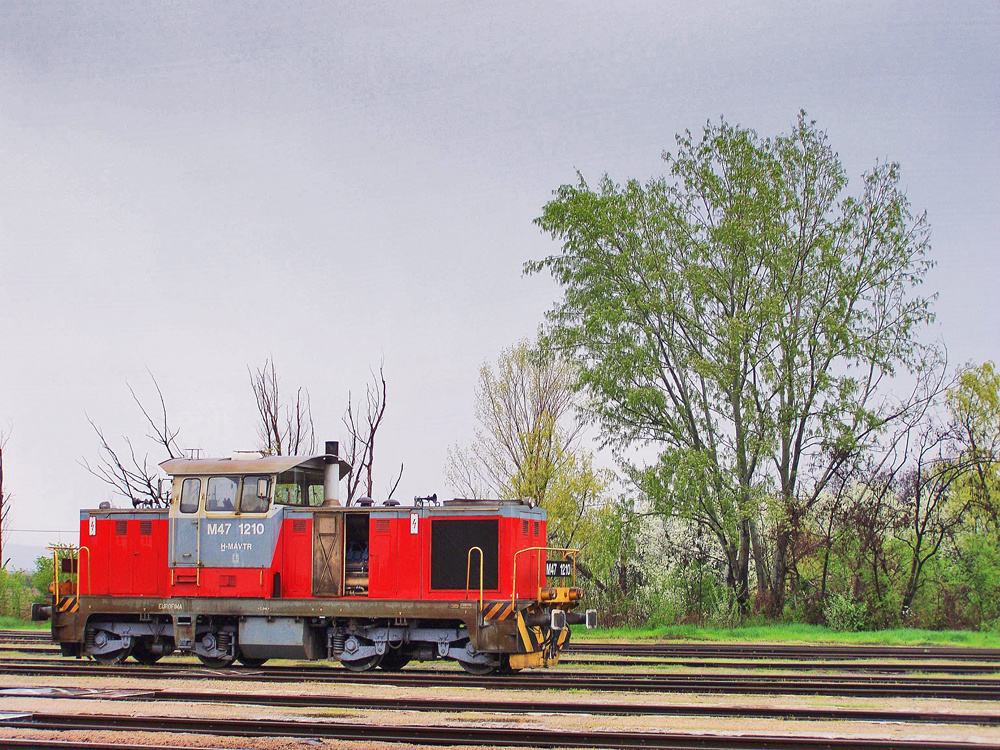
[197,653,237,668]
[237,652,269,667]
[458,658,500,675]
[93,645,133,665]
[131,641,162,665]
[341,654,382,672]
[377,649,411,671]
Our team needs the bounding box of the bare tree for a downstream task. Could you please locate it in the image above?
[445,340,614,592]
[446,340,583,502]
[0,428,12,569]
[80,372,180,508]
[342,364,402,504]
[895,423,973,612]
[249,358,315,456]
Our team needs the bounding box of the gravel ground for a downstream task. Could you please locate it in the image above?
[3,669,1000,748]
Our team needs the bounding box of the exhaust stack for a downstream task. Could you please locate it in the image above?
[323,440,342,506]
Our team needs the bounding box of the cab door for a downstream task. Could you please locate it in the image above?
[170,477,202,569]
[311,511,343,596]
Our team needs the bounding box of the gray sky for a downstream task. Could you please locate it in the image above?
[1,1,997,569]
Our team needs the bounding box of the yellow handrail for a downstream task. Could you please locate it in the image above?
[511,546,579,607]
[47,543,87,599]
[465,546,484,610]
[51,547,59,599]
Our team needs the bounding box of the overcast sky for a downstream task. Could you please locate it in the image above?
[1,1,997,569]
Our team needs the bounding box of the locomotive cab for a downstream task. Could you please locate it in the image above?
[40,441,596,674]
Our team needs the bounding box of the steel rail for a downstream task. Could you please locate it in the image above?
[563,656,1000,674]
[0,740,213,750]
[6,630,1000,661]
[8,645,1000,674]
[2,659,1000,699]
[10,629,1000,658]
[4,684,1000,726]
[569,641,1000,661]
[9,653,1000,686]
[0,631,49,642]
[0,711,995,750]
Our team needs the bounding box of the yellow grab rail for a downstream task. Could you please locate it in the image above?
[47,543,89,599]
[465,546,484,610]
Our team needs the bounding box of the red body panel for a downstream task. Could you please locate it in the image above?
[79,505,549,603]
[80,517,170,597]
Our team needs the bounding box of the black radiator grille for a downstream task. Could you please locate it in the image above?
[430,519,498,590]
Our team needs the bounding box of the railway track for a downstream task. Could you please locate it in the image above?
[2,657,999,699]
[7,629,1000,660]
[0,631,48,643]
[569,641,1000,661]
[6,630,1000,673]
[0,710,995,750]
[5,644,1000,674]
[3,684,1000,726]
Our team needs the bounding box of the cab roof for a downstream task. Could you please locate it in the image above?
[160,454,351,479]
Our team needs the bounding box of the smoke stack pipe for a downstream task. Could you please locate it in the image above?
[323,441,341,506]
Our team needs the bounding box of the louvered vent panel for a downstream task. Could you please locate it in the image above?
[115,520,128,536]
[139,520,152,536]
[292,519,308,533]
[375,519,390,533]
[522,519,529,536]
[533,520,540,536]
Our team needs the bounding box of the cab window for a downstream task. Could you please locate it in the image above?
[206,476,239,512]
[179,478,201,513]
[240,475,270,514]
[275,467,325,507]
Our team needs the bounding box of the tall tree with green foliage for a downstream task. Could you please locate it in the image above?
[948,361,1000,528]
[529,112,936,613]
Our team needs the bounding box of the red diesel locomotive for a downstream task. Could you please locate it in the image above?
[37,442,595,673]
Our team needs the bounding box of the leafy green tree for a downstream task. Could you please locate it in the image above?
[529,112,936,613]
[948,362,1000,529]
[32,554,55,598]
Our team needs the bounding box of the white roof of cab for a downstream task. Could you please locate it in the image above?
[160,454,351,479]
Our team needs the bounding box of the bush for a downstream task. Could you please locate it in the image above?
[823,594,871,632]
[0,568,41,621]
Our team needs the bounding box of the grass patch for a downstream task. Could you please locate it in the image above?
[575,622,1000,648]
[0,616,48,630]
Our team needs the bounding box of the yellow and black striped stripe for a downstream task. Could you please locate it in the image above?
[515,611,544,653]
[56,596,78,613]
[481,601,515,621]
